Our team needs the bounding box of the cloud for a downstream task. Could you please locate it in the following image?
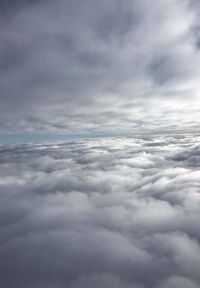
[158,276,199,288]
[0,0,200,133]
[0,133,200,287]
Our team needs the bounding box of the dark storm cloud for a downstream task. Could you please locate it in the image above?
[0,0,200,133]
[0,133,200,287]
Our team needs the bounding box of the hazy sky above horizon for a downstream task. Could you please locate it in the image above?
[0,0,200,134]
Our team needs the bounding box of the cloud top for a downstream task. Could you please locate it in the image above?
[0,133,200,287]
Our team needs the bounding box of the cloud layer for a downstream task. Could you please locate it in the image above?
[0,0,200,133]
[0,133,200,287]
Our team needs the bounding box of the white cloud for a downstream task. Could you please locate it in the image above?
[0,133,200,287]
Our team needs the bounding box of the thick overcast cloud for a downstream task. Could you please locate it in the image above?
[0,0,200,134]
[0,133,200,287]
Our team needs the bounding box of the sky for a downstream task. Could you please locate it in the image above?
[0,0,200,135]
[1,1,200,288]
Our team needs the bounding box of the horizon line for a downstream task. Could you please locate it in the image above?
[0,129,200,144]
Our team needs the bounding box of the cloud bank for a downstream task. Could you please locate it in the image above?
[0,133,200,287]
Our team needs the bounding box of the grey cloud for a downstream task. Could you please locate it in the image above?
[0,0,200,133]
[158,276,199,288]
[170,144,200,167]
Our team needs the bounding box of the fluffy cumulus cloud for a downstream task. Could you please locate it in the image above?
[0,133,200,287]
[0,0,200,134]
